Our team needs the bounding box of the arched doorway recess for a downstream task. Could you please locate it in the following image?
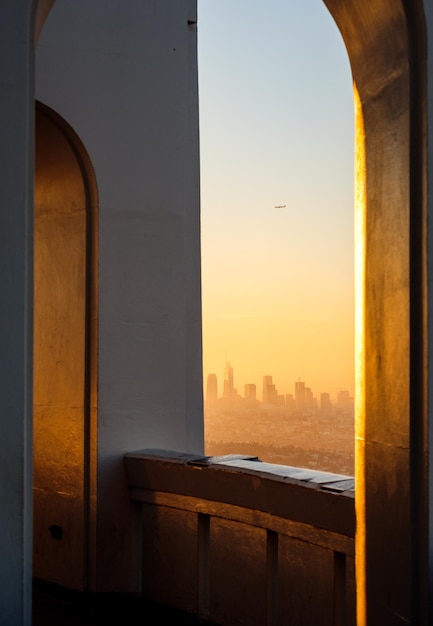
[33,102,98,590]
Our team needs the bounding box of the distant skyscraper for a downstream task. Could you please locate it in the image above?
[263,375,278,404]
[320,392,332,411]
[305,386,314,410]
[295,380,305,412]
[262,375,272,403]
[206,373,218,403]
[337,389,353,413]
[223,362,234,398]
[244,384,256,400]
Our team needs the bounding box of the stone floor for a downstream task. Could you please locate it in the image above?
[32,583,218,626]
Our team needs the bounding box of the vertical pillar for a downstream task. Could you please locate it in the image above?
[324,1,424,623]
[0,1,34,625]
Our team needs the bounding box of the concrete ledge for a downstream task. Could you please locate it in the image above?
[124,449,355,539]
[124,449,356,625]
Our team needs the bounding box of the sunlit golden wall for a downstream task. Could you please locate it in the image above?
[33,105,89,590]
[324,1,428,623]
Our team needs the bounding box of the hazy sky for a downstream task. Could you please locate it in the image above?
[198,0,354,402]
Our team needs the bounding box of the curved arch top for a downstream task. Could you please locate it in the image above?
[34,0,56,45]
[324,0,410,96]
[33,100,98,591]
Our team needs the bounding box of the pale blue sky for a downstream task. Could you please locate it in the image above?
[197,0,355,400]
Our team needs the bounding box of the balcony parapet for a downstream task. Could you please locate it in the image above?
[124,450,355,625]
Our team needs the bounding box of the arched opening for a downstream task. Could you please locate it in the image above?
[199,1,355,475]
[199,0,429,622]
[0,0,430,622]
[28,0,431,620]
[33,102,98,591]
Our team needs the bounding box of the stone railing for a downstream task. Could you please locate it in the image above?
[124,450,355,626]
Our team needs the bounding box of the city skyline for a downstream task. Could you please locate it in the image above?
[205,361,353,407]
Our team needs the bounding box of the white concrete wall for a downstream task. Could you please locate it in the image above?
[36,0,203,591]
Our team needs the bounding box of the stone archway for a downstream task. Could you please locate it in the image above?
[32,0,430,618]
[33,101,98,591]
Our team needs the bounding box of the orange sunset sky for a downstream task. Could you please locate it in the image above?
[198,0,354,402]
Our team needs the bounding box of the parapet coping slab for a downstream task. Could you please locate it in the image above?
[125,449,355,495]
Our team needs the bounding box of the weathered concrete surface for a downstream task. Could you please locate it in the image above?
[125,451,355,625]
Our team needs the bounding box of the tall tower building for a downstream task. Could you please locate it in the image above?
[262,375,278,404]
[223,362,234,398]
[262,375,272,404]
[305,386,314,411]
[337,389,353,413]
[320,392,332,412]
[206,373,218,403]
[244,384,257,401]
[295,380,306,412]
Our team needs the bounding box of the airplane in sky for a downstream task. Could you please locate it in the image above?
[274,204,286,208]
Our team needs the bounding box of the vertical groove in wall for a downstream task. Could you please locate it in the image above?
[197,513,210,616]
[333,551,347,626]
[266,530,278,626]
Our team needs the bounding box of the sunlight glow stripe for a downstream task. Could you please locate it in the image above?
[354,83,367,626]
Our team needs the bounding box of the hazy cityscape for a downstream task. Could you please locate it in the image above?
[204,362,354,476]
